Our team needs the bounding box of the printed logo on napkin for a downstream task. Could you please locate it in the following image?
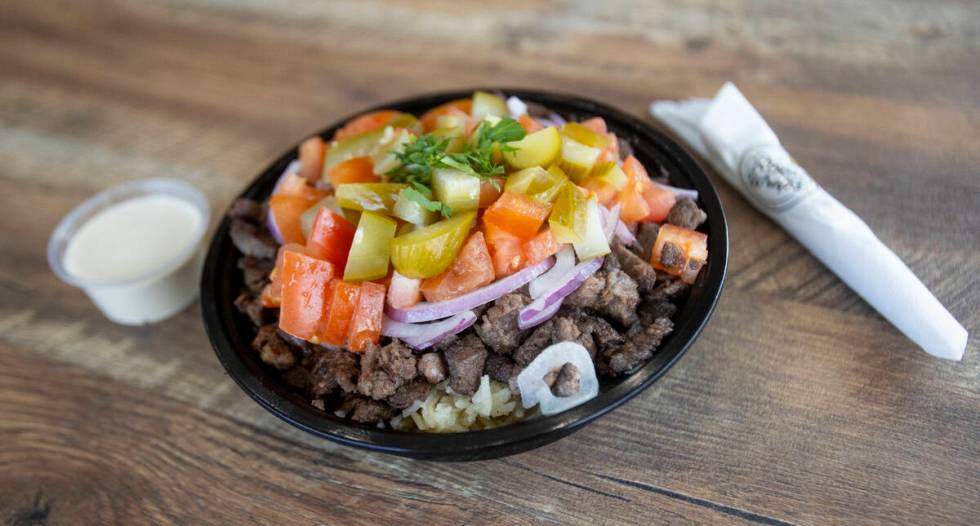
[738,144,816,213]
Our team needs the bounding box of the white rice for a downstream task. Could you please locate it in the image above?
[390,375,535,432]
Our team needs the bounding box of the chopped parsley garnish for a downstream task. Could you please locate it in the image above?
[387,117,525,217]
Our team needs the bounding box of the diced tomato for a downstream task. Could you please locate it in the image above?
[522,229,560,265]
[581,177,618,207]
[483,222,525,278]
[420,232,495,302]
[306,208,356,270]
[387,270,422,309]
[580,117,608,134]
[334,110,400,141]
[483,191,553,239]
[479,178,504,208]
[269,194,315,245]
[278,251,334,340]
[328,156,379,187]
[596,133,620,164]
[319,280,361,346]
[261,243,309,307]
[626,155,675,222]
[420,99,472,132]
[347,281,385,352]
[651,224,708,284]
[518,114,544,133]
[299,136,326,182]
[275,173,328,202]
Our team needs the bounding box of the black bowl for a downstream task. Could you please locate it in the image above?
[201,88,728,461]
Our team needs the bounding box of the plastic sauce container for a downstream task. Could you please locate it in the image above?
[48,178,210,325]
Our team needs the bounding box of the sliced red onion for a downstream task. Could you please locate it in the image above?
[381,310,477,350]
[267,208,284,244]
[536,113,567,128]
[506,96,528,117]
[516,341,598,414]
[519,298,563,330]
[529,246,575,299]
[518,256,603,329]
[385,256,555,323]
[600,203,621,243]
[656,182,699,201]
[614,220,637,246]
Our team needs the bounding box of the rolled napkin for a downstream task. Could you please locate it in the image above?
[651,82,968,361]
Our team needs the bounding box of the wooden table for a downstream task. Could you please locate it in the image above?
[2,1,977,524]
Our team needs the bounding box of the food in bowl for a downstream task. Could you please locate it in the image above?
[228,91,710,432]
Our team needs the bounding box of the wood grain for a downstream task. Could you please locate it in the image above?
[1,1,978,524]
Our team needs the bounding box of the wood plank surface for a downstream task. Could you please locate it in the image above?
[1,1,978,524]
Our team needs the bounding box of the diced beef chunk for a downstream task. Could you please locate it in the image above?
[475,293,529,353]
[308,346,359,397]
[648,274,690,304]
[659,241,683,269]
[640,299,678,321]
[238,256,274,294]
[484,352,514,383]
[229,219,277,260]
[634,223,660,261]
[572,310,624,355]
[598,268,640,328]
[612,241,657,294]
[357,341,418,400]
[418,352,447,384]
[229,198,264,222]
[251,325,296,370]
[235,292,266,327]
[604,317,674,375]
[514,320,555,366]
[565,257,640,328]
[667,198,707,230]
[444,334,488,395]
[387,380,432,409]
[565,274,604,307]
[544,363,581,397]
[337,396,395,423]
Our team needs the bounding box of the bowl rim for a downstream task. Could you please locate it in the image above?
[201,87,728,459]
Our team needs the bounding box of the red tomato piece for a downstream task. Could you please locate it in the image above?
[479,178,504,208]
[580,177,618,207]
[306,208,356,270]
[518,114,544,133]
[319,280,361,346]
[579,117,608,134]
[262,243,309,307]
[328,156,379,187]
[278,251,334,340]
[483,222,526,278]
[276,173,329,202]
[269,194,316,245]
[348,281,386,352]
[334,110,400,141]
[420,232,495,302]
[299,136,326,182]
[387,270,422,309]
[482,191,553,239]
[651,224,708,284]
[420,99,472,132]
[623,155,675,223]
[522,229,561,266]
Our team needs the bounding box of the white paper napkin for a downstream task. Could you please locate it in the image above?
[651,83,968,361]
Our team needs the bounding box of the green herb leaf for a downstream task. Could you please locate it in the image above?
[403,187,453,218]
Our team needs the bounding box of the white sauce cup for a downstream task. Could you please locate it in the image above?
[48,178,210,325]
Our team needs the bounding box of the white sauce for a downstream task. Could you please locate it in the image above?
[64,195,203,282]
